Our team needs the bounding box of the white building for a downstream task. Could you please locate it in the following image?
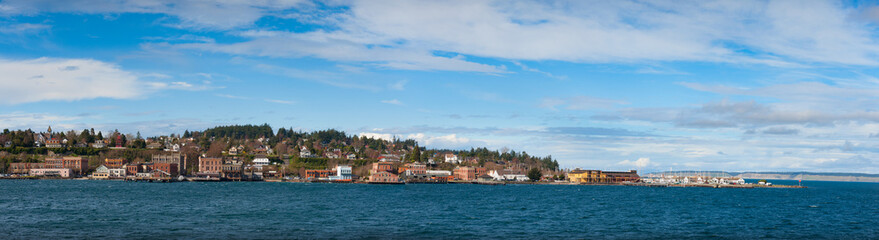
[425,170,451,177]
[444,153,459,164]
[489,170,530,182]
[253,156,271,167]
[329,165,353,181]
[299,147,315,158]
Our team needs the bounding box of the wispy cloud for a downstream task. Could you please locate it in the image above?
[381,99,403,106]
[215,94,248,100]
[0,57,144,105]
[540,96,627,111]
[265,99,294,105]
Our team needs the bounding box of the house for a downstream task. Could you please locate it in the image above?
[5,140,17,147]
[346,153,357,160]
[91,140,106,148]
[328,165,353,181]
[146,142,162,149]
[253,155,271,167]
[369,171,400,183]
[444,153,459,164]
[74,142,87,148]
[299,147,315,158]
[46,139,63,148]
[171,144,180,152]
[325,152,340,159]
[228,147,239,156]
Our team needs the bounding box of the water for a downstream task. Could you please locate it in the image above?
[0,180,877,239]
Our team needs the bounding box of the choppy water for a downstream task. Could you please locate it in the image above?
[0,179,877,239]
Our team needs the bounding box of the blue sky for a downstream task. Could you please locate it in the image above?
[2,0,879,173]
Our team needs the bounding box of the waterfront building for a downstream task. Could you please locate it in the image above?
[91,165,126,179]
[369,171,400,183]
[125,163,154,176]
[221,161,244,180]
[453,166,476,181]
[371,162,394,174]
[29,168,70,178]
[567,169,639,183]
[44,157,89,175]
[8,162,44,174]
[198,157,223,176]
[402,163,426,176]
[489,169,530,181]
[305,169,333,180]
[328,165,353,181]
[152,154,185,174]
[153,163,179,178]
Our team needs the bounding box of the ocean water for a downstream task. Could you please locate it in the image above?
[0,180,877,239]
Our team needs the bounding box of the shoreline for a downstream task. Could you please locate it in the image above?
[0,177,807,188]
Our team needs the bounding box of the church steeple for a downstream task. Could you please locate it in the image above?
[47,126,52,133]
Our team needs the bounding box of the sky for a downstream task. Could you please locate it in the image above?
[2,0,879,173]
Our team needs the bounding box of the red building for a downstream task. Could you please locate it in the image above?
[305,169,333,179]
[8,162,45,174]
[198,157,223,175]
[454,166,476,181]
[371,162,394,174]
[44,157,89,175]
[153,163,179,177]
[369,171,399,183]
[104,158,125,169]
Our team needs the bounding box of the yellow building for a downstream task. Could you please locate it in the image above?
[568,169,639,183]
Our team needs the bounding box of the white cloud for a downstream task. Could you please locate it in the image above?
[618,157,651,168]
[265,99,294,105]
[406,133,473,149]
[0,112,80,130]
[380,99,403,105]
[0,0,310,30]
[10,1,879,70]
[540,96,627,111]
[215,94,249,100]
[0,57,144,104]
[0,23,50,34]
[359,132,394,141]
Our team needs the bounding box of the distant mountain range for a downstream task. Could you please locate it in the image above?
[646,171,879,183]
